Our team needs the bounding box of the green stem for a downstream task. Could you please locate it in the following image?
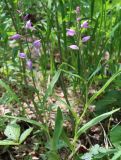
[73,82,88,149]
[4,0,27,84]
[55,4,70,105]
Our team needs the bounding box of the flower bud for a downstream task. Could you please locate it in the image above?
[25,20,35,30]
[69,45,79,50]
[81,21,89,28]
[26,59,32,70]
[33,40,41,49]
[10,34,21,40]
[76,6,80,14]
[19,53,26,59]
[82,36,90,42]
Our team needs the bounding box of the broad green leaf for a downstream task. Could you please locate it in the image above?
[95,90,121,114]
[61,130,74,151]
[76,109,119,139]
[95,149,116,159]
[52,107,63,150]
[111,150,121,160]
[81,152,92,160]
[110,126,121,147]
[46,70,61,96]
[0,79,20,105]
[0,140,19,145]
[90,144,100,155]
[2,115,47,132]
[19,127,33,144]
[4,123,20,142]
[88,70,121,106]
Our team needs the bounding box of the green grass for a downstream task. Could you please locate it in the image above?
[1,0,121,159]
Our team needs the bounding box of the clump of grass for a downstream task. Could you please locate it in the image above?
[0,0,121,159]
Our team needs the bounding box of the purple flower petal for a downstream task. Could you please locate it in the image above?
[69,45,79,50]
[25,20,35,30]
[19,53,26,59]
[25,20,32,28]
[33,40,41,49]
[10,34,21,40]
[82,36,90,42]
[26,59,32,69]
[81,21,89,28]
[66,29,76,36]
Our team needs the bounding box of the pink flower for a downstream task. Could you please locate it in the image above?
[77,17,81,22]
[81,21,89,28]
[66,29,76,36]
[82,36,90,42]
[69,45,79,50]
[10,34,21,40]
[25,20,35,30]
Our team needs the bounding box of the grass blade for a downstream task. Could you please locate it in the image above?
[52,107,63,150]
[76,108,119,139]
